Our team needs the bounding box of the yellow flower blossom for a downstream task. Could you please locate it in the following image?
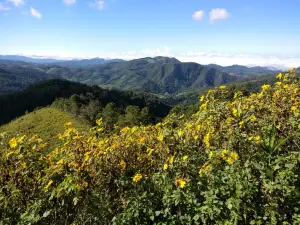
[250,115,257,122]
[230,152,239,160]
[275,82,282,86]
[204,132,211,148]
[291,105,297,112]
[157,133,164,142]
[232,108,238,117]
[175,178,186,189]
[209,151,214,158]
[163,164,168,170]
[276,73,283,79]
[178,130,184,137]
[239,121,245,128]
[226,157,234,164]
[194,135,199,140]
[132,173,143,183]
[288,68,295,73]
[9,137,18,148]
[262,84,270,91]
[183,155,188,161]
[219,85,226,89]
[200,95,205,102]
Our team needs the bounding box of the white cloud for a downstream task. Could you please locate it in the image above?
[89,0,104,10]
[0,2,10,10]
[209,8,229,23]
[30,7,42,19]
[192,10,204,21]
[7,0,24,7]
[178,51,299,70]
[63,0,76,6]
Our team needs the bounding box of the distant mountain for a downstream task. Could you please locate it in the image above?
[0,55,124,67]
[207,64,280,77]
[0,55,63,64]
[50,58,125,68]
[296,67,300,73]
[39,56,239,94]
[0,60,59,94]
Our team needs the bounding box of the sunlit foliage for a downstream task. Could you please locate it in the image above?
[0,70,300,224]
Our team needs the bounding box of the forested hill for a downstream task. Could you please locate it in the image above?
[38,56,239,94]
[0,79,171,126]
[0,56,284,95]
[0,61,59,94]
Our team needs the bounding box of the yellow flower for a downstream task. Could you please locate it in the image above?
[232,108,238,117]
[157,133,164,142]
[248,136,253,141]
[250,115,257,122]
[276,73,283,79]
[239,121,245,128]
[288,68,295,73]
[45,180,53,189]
[226,157,234,164]
[204,132,211,148]
[177,130,184,137]
[230,152,239,160]
[262,84,270,91]
[64,122,72,126]
[200,96,205,102]
[183,155,188,161]
[9,137,18,148]
[163,164,168,170]
[175,178,186,189]
[275,82,282,86]
[220,149,228,160]
[291,106,297,112]
[194,135,199,140]
[133,173,143,183]
[219,85,226,89]
[209,151,214,158]
[119,160,126,171]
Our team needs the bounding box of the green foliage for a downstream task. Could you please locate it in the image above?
[1,70,300,225]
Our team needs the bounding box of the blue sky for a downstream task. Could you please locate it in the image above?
[0,0,300,68]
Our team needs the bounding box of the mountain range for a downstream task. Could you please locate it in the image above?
[0,55,283,95]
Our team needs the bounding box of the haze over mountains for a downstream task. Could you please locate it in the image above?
[0,55,282,95]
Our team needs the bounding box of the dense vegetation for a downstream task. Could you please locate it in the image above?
[0,79,171,127]
[0,61,58,94]
[37,57,239,94]
[0,69,299,224]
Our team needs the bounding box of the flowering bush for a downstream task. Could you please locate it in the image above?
[1,69,300,224]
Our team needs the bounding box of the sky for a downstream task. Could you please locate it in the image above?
[0,0,300,68]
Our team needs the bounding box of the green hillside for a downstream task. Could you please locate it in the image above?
[38,57,239,94]
[0,107,89,147]
[0,60,59,94]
